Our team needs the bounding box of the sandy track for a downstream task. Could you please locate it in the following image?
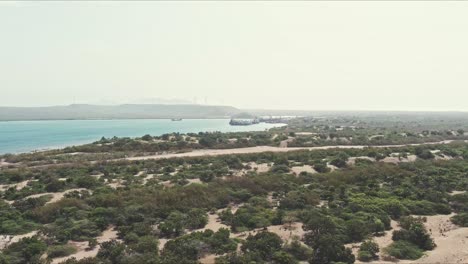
[125,141,455,161]
[17,188,88,204]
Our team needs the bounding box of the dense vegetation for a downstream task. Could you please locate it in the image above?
[1,116,468,263]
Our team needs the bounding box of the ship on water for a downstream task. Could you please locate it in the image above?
[171,118,182,121]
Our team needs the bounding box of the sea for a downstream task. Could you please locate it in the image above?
[0,119,285,154]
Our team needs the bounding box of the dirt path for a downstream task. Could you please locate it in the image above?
[125,140,455,162]
[18,188,88,204]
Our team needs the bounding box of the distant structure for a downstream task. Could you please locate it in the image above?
[229,118,259,126]
[229,112,260,126]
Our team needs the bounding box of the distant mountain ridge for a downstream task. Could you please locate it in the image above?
[0,104,241,121]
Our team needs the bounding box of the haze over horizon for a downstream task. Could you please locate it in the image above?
[1,1,468,111]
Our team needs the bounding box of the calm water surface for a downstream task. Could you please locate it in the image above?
[0,119,284,154]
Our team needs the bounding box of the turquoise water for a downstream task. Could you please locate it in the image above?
[0,119,284,154]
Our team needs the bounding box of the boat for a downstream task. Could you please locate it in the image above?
[171,118,182,121]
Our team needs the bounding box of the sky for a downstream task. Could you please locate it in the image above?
[1,1,468,111]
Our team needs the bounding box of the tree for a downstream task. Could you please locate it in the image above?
[97,240,126,263]
[392,217,435,251]
[272,251,298,264]
[303,213,337,248]
[358,240,379,261]
[241,231,283,261]
[308,234,355,264]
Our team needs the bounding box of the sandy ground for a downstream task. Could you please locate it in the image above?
[247,162,270,173]
[0,159,12,168]
[199,254,217,264]
[0,180,32,192]
[142,174,155,185]
[291,165,317,175]
[51,226,119,264]
[347,156,376,166]
[380,154,417,164]
[279,137,295,148]
[295,132,317,136]
[107,180,124,189]
[326,163,339,171]
[449,190,467,196]
[185,178,202,185]
[357,214,468,264]
[19,188,88,204]
[124,140,454,162]
[0,230,38,250]
[408,214,468,264]
[347,220,400,263]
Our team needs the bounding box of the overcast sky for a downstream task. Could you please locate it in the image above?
[1,1,467,111]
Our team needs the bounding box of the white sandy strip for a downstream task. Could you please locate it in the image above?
[51,226,119,264]
[0,180,32,192]
[0,230,38,250]
[124,141,454,161]
[18,188,88,204]
[291,165,317,175]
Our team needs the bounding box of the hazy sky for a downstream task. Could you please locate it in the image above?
[1,1,468,111]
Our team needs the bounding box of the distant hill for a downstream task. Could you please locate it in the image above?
[0,104,241,121]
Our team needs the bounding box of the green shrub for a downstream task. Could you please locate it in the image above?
[358,240,379,261]
[47,245,77,258]
[384,241,423,260]
[451,213,468,227]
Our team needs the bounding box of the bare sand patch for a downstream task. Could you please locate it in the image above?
[22,188,88,204]
[248,162,270,173]
[0,159,12,168]
[160,180,174,188]
[407,214,468,264]
[279,137,295,148]
[360,215,468,264]
[51,226,119,264]
[0,230,38,250]
[229,222,305,242]
[291,165,317,175]
[0,180,34,192]
[449,190,466,196]
[327,163,339,171]
[347,220,400,263]
[142,174,155,185]
[185,178,202,185]
[198,213,230,233]
[107,180,124,189]
[200,254,217,264]
[380,154,417,164]
[295,132,317,136]
[347,156,376,166]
